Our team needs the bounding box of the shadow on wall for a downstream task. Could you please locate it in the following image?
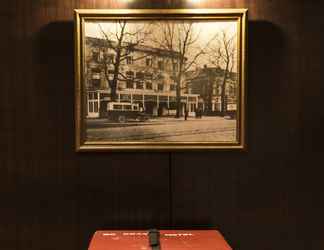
[29,21,78,250]
[247,20,288,154]
[34,21,75,154]
[237,21,297,250]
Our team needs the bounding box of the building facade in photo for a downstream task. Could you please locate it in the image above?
[84,37,199,118]
[186,65,238,115]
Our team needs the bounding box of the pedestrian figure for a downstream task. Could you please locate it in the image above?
[184,109,188,121]
[196,107,202,118]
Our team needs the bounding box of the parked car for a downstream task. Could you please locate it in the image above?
[107,102,148,122]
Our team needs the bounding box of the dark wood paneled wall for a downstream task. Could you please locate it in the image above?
[1,1,324,250]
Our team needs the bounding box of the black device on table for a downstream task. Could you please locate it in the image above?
[148,229,160,250]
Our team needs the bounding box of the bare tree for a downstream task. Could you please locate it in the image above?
[152,21,211,117]
[209,29,236,115]
[97,21,152,101]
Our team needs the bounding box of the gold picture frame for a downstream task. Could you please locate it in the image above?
[74,9,247,151]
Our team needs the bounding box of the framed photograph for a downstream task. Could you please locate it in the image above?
[74,9,247,151]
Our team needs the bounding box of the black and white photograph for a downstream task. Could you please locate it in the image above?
[75,9,247,150]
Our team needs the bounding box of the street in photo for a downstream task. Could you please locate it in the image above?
[87,116,236,142]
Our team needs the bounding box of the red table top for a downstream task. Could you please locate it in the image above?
[88,230,232,250]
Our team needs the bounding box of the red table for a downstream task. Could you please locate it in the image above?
[88,230,232,250]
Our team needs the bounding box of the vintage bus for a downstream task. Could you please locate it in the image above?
[107,102,148,122]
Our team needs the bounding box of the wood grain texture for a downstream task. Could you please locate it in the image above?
[2,1,169,250]
[78,153,170,248]
[171,2,303,250]
[1,1,324,250]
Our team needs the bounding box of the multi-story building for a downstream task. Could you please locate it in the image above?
[84,37,199,118]
[186,65,238,114]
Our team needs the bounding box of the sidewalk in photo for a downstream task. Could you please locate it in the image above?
[86,116,235,129]
[86,115,237,142]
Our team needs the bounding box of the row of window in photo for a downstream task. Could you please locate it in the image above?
[91,68,173,81]
[88,92,197,103]
[92,51,178,71]
[90,78,177,91]
[122,56,178,71]
[124,70,156,80]
[125,79,176,91]
[88,101,99,113]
